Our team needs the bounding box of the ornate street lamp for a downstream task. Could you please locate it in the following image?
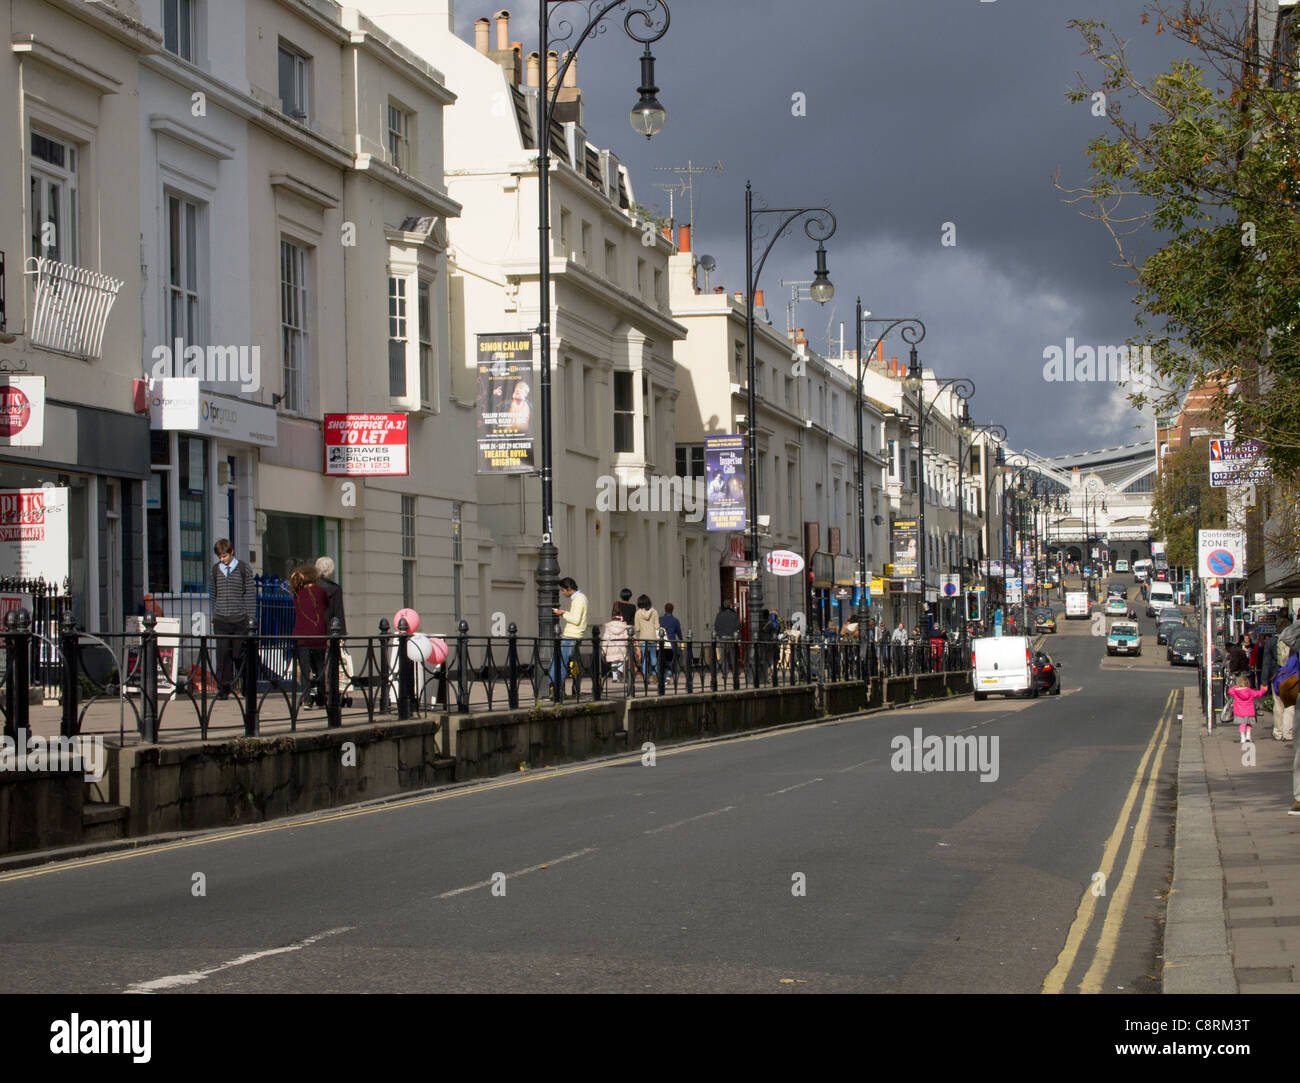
[743,184,836,681]
[535,1,670,649]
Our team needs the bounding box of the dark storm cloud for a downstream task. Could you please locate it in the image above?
[452,1,1194,455]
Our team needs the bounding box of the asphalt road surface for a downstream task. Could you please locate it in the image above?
[0,614,1187,993]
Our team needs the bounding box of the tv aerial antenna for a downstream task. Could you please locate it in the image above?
[653,160,723,238]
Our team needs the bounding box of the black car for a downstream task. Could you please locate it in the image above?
[1156,615,1187,645]
[1031,650,1063,695]
[1167,630,1200,666]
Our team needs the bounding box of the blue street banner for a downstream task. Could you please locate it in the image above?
[705,435,746,532]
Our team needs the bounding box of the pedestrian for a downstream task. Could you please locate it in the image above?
[616,586,637,626]
[210,538,256,699]
[315,556,346,636]
[891,621,907,674]
[659,602,683,676]
[1228,637,1249,681]
[600,604,631,682]
[714,601,740,677]
[550,576,588,694]
[634,594,660,677]
[1229,674,1266,745]
[289,563,329,707]
[1275,624,1299,744]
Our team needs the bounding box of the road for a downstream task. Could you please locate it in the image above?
[0,605,1188,993]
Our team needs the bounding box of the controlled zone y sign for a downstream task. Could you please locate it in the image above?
[1197,529,1246,580]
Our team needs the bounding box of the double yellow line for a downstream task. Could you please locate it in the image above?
[1041,689,1176,993]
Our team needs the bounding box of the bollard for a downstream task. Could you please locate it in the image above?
[3,609,17,741]
[141,611,158,743]
[59,608,79,738]
[553,632,565,704]
[397,618,413,720]
[685,632,694,694]
[507,623,520,710]
[326,617,342,728]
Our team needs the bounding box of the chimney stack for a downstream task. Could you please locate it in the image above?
[679,224,691,252]
[495,9,510,50]
[475,17,490,54]
[734,291,744,304]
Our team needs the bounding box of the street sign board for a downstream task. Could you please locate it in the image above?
[763,550,804,576]
[1198,529,1246,579]
[940,573,959,597]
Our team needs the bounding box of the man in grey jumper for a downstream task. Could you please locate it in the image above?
[211,538,256,698]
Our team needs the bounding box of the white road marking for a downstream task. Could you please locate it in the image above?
[836,758,878,773]
[437,847,598,898]
[123,926,354,993]
[643,806,736,835]
[767,777,825,796]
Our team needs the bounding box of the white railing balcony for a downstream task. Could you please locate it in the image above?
[24,256,123,360]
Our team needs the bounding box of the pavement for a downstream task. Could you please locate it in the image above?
[1166,684,1300,993]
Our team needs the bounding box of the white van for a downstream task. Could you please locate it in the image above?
[1065,591,1090,619]
[971,635,1036,700]
[1147,581,1176,616]
[1133,559,1152,582]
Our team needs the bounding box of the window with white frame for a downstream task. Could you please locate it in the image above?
[417,279,433,407]
[388,274,407,398]
[675,444,705,479]
[29,130,79,265]
[278,42,310,121]
[280,240,310,413]
[613,371,634,454]
[401,495,417,609]
[387,101,411,171]
[167,194,202,351]
[163,0,196,62]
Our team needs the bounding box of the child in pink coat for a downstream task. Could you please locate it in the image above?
[1230,675,1267,744]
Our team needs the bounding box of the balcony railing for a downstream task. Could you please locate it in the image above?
[24,256,123,359]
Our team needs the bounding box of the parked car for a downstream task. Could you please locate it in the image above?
[1107,620,1142,656]
[1031,650,1063,695]
[1156,613,1187,645]
[1167,629,1201,666]
[1032,606,1057,633]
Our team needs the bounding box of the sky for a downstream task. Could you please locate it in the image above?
[448,0,1197,459]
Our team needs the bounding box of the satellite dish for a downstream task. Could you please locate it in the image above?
[697,254,716,292]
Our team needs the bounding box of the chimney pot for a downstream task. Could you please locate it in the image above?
[755,289,764,307]
[546,50,559,89]
[714,287,725,294]
[475,17,490,54]
[495,10,511,51]
[526,51,540,87]
[563,51,577,88]
[679,224,691,252]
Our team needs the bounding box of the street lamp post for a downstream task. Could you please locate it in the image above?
[854,309,925,634]
[963,422,1007,633]
[903,350,973,637]
[535,0,670,646]
[1004,456,1042,629]
[744,183,836,679]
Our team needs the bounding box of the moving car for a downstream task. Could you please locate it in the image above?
[971,635,1036,700]
[1107,620,1142,656]
[1031,650,1063,695]
[1133,559,1152,582]
[1115,559,1130,573]
[1146,581,1176,617]
[1032,606,1057,633]
[1105,596,1136,619]
[1156,612,1187,645]
[1167,629,1201,666]
[1065,591,1090,620]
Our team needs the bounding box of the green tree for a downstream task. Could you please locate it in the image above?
[1059,2,1300,477]
[1150,443,1228,565]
